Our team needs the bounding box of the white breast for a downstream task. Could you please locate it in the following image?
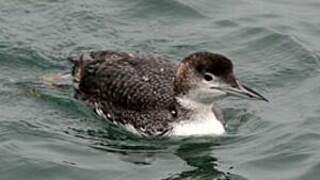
[171,98,225,136]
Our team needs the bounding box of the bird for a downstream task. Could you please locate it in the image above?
[69,50,268,136]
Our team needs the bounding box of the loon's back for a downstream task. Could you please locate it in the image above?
[71,50,188,135]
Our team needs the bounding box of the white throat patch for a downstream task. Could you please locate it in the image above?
[171,97,225,136]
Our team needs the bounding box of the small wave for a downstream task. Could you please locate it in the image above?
[0,45,64,70]
[214,19,239,28]
[122,0,206,21]
[225,26,320,89]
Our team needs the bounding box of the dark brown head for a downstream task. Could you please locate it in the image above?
[174,51,268,103]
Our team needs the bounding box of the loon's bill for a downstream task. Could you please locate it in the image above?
[210,80,268,102]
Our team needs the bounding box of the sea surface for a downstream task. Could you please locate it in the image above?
[1,0,320,180]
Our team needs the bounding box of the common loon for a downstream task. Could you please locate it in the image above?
[69,50,268,136]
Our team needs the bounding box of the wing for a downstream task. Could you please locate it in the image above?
[76,50,178,110]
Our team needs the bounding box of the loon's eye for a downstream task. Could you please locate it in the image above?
[204,74,213,81]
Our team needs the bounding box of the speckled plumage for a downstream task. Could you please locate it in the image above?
[71,50,191,136]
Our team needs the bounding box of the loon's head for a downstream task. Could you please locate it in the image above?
[174,51,268,104]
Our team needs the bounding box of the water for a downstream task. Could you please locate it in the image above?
[1,0,320,179]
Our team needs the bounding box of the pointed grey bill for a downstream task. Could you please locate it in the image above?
[211,80,269,102]
[239,83,269,102]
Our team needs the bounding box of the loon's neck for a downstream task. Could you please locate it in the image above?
[171,96,225,136]
[176,96,212,111]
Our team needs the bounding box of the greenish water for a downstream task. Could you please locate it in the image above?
[1,0,320,179]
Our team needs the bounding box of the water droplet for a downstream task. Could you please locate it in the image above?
[107,113,112,119]
[142,76,149,81]
[171,110,177,115]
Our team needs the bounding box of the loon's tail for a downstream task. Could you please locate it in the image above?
[68,53,94,90]
[69,54,83,90]
[68,50,134,90]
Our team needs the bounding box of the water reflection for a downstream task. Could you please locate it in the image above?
[164,140,228,180]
